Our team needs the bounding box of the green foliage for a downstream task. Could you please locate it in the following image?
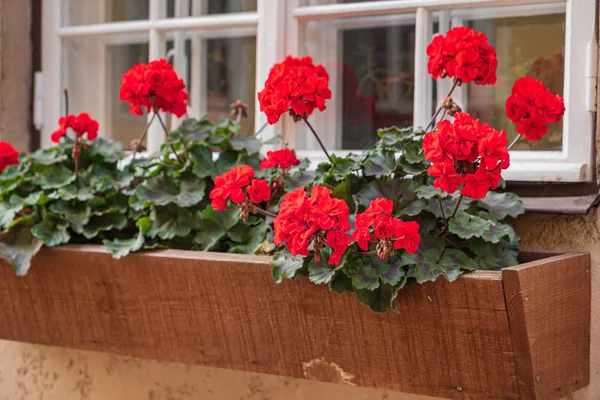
[0,115,525,314]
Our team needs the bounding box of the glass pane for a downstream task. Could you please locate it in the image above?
[63,0,149,26]
[203,37,257,133]
[167,0,257,17]
[300,18,416,150]
[466,13,565,151]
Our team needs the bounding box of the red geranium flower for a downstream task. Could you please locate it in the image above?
[120,58,188,118]
[505,77,565,141]
[258,56,332,125]
[427,27,497,85]
[247,179,272,204]
[274,185,351,264]
[209,165,255,210]
[0,141,19,173]
[351,198,421,259]
[51,113,99,143]
[423,112,509,199]
[260,149,301,170]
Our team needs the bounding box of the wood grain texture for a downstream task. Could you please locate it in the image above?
[0,246,589,399]
[503,253,591,400]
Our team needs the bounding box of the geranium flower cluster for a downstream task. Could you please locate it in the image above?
[427,26,497,85]
[210,165,271,217]
[260,149,301,170]
[51,113,99,143]
[423,112,509,199]
[505,76,565,141]
[274,186,351,265]
[258,56,332,125]
[0,141,19,173]
[352,198,421,260]
[119,58,188,118]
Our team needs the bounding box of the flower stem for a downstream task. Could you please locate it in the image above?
[253,206,278,218]
[129,112,157,170]
[507,134,523,151]
[425,78,460,132]
[254,121,268,137]
[156,112,184,164]
[450,194,464,219]
[304,117,333,164]
[437,194,464,237]
[356,250,377,256]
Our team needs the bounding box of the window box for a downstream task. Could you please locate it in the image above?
[0,246,590,399]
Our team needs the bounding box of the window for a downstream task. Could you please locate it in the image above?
[41,0,596,182]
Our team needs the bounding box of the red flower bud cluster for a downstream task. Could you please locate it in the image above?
[0,141,19,173]
[119,58,188,118]
[51,113,99,143]
[505,77,565,141]
[210,165,271,210]
[423,112,509,199]
[427,27,497,85]
[274,186,351,265]
[258,56,332,125]
[260,149,301,170]
[352,198,421,260]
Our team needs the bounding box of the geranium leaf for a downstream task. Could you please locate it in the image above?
[362,149,396,176]
[271,250,305,283]
[285,170,315,190]
[28,148,68,165]
[329,272,354,294]
[371,256,405,286]
[49,201,91,234]
[330,155,357,177]
[136,176,180,206]
[227,221,268,254]
[104,217,151,259]
[230,134,263,155]
[31,217,70,247]
[89,138,123,163]
[356,179,417,212]
[401,199,428,216]
[355,283,403,313]
[416,185,448,200]
[49,184,94,201]
[174,177,206,208]
[176,119,211,143]
[402,235,465,283]
[352,257,379,290]
[189,145,214,178]
[82,213,128,239]
[448,210,494,240]
[40,165,76,189]
[308,248,345,284]
[478,192,525,219]
[214,150,241,176]
[470,238,519,270]
[148,205,194,240]
[402,141,423,164]
[0,216,44,276]
[481,221,517,244]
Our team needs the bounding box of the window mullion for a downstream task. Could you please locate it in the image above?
[42,0,63,149]
[414,7,433,129]
[171,0,191,130]
[147,0,167,153]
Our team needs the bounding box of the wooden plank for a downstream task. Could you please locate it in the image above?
[0,246,579,399]
[503,253,591,400]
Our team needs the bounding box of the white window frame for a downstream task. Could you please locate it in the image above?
[41,0,282,152]
[41,0,596,182]
[288,0,597,182]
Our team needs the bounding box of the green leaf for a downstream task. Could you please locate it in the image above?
[362,150,396,176]
[330,155,357,177]
[148,205,194,240]
[89,138,123,163]
[82,164,116,191]
[0,198,21,229]
[227,221,268,254]
[40,165,76,189]
[193,207,239,250]
[329,272,354,294]
[0,164,27,181]
[174,177,206,208]
[176,119,211,143]
[271,250,305,283]
[214,150,241,176]
[402,235,472,283]
[31,217,70,247]
[480,221,516,244]
[402,141,423,164]
[470,239,518,270]
[230,134,263,155]
[49,201,91,234]
[82,213,128,239]
[352,257,379,290]
[355,283,403,313]
[136,176,180,206]
[50,185,94,201]
[28,148,68,165]
[356,179,417,212]
[416,185,448,200]
[0,216,44,276]
[448,210,494,240]
[104,217,151,259]
[478,192,525,220]
[285,170,315,190]
[308,248,346,284]
[401,199,428,217]
[189,145,214,178]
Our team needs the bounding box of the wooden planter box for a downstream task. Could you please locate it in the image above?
[0,246,590,399]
